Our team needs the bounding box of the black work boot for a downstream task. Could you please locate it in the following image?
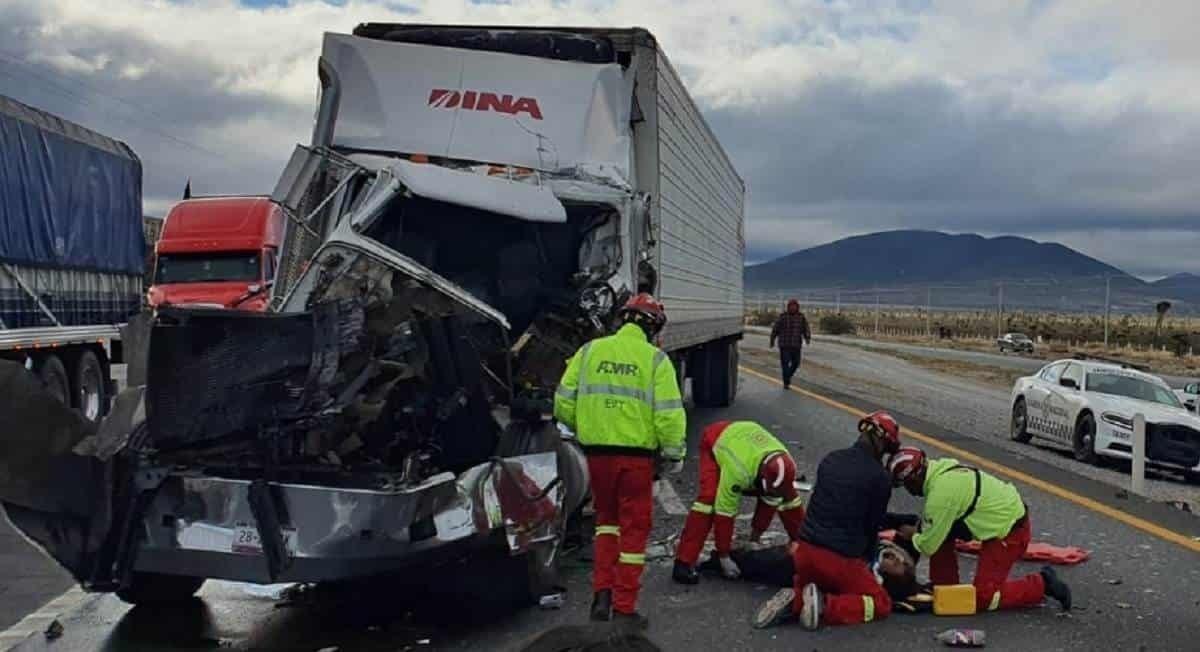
[590,589,613,622]
[613,611,650,630]
[672,560,700,585]
[1040,566,1072,611]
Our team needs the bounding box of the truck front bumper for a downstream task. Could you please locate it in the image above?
[132,451,568,584]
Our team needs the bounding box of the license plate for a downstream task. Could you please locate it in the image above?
[232,523,296,555]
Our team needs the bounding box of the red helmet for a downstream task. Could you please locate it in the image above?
[758,451,797,495]
[858,410,901,454]
[619,293,667,331]
[887,446,926,488]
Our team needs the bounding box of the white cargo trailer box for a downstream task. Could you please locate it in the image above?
[283,25,745,406]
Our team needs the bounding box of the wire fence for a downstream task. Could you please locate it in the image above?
[745,277,1200,360]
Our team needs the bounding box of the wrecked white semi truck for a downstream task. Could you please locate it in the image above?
[0,25,745,605]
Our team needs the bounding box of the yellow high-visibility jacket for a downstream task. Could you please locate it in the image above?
[554,323,686,460]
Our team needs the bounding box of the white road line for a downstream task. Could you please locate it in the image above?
[654,479,759,521]
[0,586,96,651]
[653,478,689,516]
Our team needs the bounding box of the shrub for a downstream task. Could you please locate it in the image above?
[820,313,856,335]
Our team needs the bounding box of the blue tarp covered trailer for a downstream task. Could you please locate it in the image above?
[0,94,146,327]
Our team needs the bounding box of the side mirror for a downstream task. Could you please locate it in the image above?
[1060,378,1078,389]
[1186,383,1199,395]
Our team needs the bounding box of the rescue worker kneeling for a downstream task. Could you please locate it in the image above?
[752,411,902,630]
[673,420,805,584]
[554,293,686,629]
[888,447,1072,613]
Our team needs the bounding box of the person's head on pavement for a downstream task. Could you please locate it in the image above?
[618,293,667,339]
[857,410,902,462]
[887,446,928,496]
[786,298,800,314]
[876,539,920,600]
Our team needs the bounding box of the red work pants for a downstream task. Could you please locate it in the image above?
[791,540,892,626]
[676,427,804,565]
[929,515,1045,611]
[587,454,655,615]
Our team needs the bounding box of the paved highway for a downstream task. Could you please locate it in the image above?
[3,347,1200,651]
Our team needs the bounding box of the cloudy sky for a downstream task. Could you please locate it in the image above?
[2,0,1198,278]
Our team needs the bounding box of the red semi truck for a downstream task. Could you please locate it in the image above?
[147,196,284,311]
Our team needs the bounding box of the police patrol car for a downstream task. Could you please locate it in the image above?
[1010,358,1200,481]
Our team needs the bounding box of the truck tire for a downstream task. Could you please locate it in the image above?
[37,354,70,407]
[71,349,106,423]
[693,340,738,408]
[116,572,205,605]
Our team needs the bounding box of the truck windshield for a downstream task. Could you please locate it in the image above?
[1087,373,1183,408]
[156,253,261,284]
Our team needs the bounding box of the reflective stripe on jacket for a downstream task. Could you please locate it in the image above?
[712,421,788,517]
[553,323,686,459]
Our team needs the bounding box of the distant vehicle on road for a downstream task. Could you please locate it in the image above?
[1010,358,1200,482]
[1175,382,1199,413]
[997,332,1035,354]
[147,196,283,311]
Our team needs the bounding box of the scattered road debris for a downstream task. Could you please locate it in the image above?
[44,619,63,641]
[936,628,986,647]
[1115,603,1133,610]
[539,593,566,610]
[1165,500,1193,513]
[1104,579,1123,585]
[1115,490,1130,499]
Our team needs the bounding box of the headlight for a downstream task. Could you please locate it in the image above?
[1101,413,1133,429]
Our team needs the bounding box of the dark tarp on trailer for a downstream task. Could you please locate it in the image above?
[0,94,145,275]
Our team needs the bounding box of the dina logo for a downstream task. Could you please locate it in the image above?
[428,89,544,120]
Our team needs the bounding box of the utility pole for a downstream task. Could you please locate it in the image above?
[835,289,841,313]
[926,287,932,339]
[996,281,1004,339]
[875,288,881,337]
[1104,275,1112,349]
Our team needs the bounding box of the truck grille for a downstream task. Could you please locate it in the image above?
[1146,424,1200,468]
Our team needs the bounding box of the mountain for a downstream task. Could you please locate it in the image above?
[1151,273,1200,304]
[744,230,1131,289]
[741,230,1198,313]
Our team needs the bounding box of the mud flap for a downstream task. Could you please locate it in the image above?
[0,359,115,584]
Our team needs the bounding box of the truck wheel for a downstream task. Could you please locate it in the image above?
[693,340,738,408]
[116,572,205,605]
[37,354,71,407]
[71,350,106,423]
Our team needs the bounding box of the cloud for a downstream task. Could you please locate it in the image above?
[1,0,1197,277]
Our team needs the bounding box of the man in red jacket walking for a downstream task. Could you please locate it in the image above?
[770,299,811,389]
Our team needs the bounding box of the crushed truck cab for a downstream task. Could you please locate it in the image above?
[0,25,744,605]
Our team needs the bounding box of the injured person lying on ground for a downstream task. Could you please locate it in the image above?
[701,533,934,615]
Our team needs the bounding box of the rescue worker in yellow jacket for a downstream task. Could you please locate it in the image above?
[554,293,686,629]
[673,420,805,585]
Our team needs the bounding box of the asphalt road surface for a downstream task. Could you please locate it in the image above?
[762,334,1200,512]
[3,351,1200,651]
